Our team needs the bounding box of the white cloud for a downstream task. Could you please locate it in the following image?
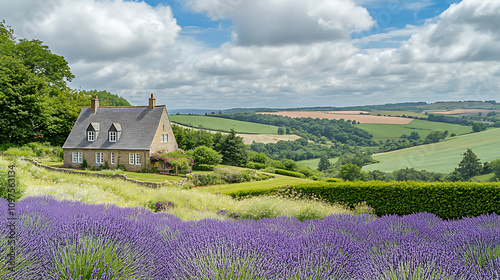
[401,0,500,62]
[185,0,375,45]
[0,0,180,62]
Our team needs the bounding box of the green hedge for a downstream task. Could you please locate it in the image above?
[228,181,500,219]
[274,169,306,178]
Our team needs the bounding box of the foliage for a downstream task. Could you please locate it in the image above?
[171,124,215,151]
[339,163,361,181]
[424,130,448,144]
[317,156,332,171]
[455,149,482,181]
[428,114,473,126]
[80,89,131,106]
[170,115,280,134]
[214,129,248,167]
[188,169,272,186]
[392,168,446,182]
[472,122,488,132]
[150,151,193,173]
[192,146,222,169]
[274,169,306,179]
[81,159,88,169]
[229,181,500,219]
[490,159,500,177]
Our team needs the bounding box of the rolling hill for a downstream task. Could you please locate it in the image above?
[363,128,500,173]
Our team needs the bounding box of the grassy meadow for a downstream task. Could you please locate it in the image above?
[358,119,473,141]
[370,110,428,118]
[169,115,280,134]
[2,156,350,221]
[364,128,500,173]
[297,157,339,169]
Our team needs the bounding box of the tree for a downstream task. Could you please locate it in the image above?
[215,129,248,166]
[490,159,500,177]
[193,146,222,168]
[455,149,482,180]
[339,163,361,181]
[277,127,285,135]
[317,156,332,171]
[472,122,487,132]
[0,55,49,144]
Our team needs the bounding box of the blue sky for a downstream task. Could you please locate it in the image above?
[1,0,498,109]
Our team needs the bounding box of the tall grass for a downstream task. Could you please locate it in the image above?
[1,157,354,220]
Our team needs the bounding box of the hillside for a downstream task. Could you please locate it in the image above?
[363,128,500,173]
[357,119,473,141]
[169,115,280,134]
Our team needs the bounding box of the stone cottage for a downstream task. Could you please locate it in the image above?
[62,94,178,171]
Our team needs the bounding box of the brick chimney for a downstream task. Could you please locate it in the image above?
[149,94,156,109]
[91,95,99,114]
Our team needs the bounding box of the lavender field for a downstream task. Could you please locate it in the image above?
[1,197,499,280]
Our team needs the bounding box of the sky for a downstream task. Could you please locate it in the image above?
[1,0,499,110]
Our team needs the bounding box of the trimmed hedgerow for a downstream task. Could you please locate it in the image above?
[228,181,500,219]
[274,169,306,179]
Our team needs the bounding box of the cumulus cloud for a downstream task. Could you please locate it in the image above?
[0,0,181,62]
[401,0,500,62]
[185,0,375,45]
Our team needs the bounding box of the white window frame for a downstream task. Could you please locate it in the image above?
[110,152,115,165]
[109,131,117,142]
[160,134,164,142]
[88,131,95,141]
[72,152,83,164]
[129,153,141,165]
[164,134,168,142]
[95,152,104,164]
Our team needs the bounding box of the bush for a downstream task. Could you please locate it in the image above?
[81,159,88,169]
[189,169,273,186]
[274,169,306,178]
[193,146,222,169]
[0,166,23,201]
[229,181,500,220]
[326,178,343,183]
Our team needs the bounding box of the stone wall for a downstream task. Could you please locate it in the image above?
[7,155,187,189]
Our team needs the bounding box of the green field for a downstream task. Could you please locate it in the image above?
[363,128,500,173]
[358,119,473,141]
[297,157,339,169]
[370,110,428,118]
[169,115,280,134]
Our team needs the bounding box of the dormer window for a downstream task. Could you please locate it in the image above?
[86,122,100,142]
[108,123,122,142]
[88,131,95,141]
[109,131,117,142]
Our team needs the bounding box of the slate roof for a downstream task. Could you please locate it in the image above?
[62,106,165,150]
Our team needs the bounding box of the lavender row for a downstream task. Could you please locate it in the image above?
[1,197,499,279]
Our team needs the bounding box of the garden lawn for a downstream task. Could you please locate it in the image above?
[122,171,184,182]
[364,128,500,173]
[358,119,472,141]
[169,115,280,134]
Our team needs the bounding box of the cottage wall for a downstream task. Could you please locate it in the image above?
[150,108,178,154]
[63,149,151,172]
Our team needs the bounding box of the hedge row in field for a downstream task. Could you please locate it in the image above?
[228,181,500,219]
[274,169,306,178]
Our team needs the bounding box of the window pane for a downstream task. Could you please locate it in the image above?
[111,153,115,164]
[72,152,77,163]
[135,153,141,165]
[129,153,134,165]
[78,152,83,163]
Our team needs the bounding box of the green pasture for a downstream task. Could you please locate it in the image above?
[297,157,339,169]
[358,119,473,141]
[363,128,500,173]
[370,110,428,118]
[169,115,280,134]
[419,102,500,110]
